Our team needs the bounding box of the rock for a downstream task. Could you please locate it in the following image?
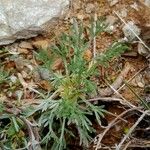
[17,48,29,54]
[131,74,145,88]
[106,15,117,26]
[38,68,51,80]
[105,15,117,32]
[32,39,50,49]
[122,51,138,57]
[85,3,95,13]
[15,90,23,100]
[10,75,17,83]
[138,43,149,57]
[122,21,141,42]
[144,68,150,84]
[15,57,25,70]
[6,43,19,54]
[118,8,128,17]
[144,0,150,7]
[19,41,33,49]
[130,2,139,11]
[0,0,69,46]
[107,0,119,6]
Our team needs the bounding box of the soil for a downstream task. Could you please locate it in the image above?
[0,0,150,150]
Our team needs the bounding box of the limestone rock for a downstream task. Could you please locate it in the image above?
[0,0,69,45]
[122,21,141,42]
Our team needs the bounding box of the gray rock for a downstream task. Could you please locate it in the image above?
[0,0,69,45]
[105,15,117,32]
[85,3,95,14]
[138,43,149,57]
[122,21,141,42]
[38,68,51,80]
[144,0,150,7]
[19,41,33,49]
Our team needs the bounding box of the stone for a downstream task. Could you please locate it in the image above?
[130,2,139,11]
[10,75,17,83]
[17,48,29,54]
[38,68,51,80]
[32,39,50,49]
[19,41,33,49]
[122,51,138,57]
[122,21,141,42]
[144,0,150,7]
[107,0,119,6]
[0,0,69,45]
[85,3,95,14]
[118,8,128,18]
[105,15,117,32]
[138,43,149,57]
[130,74,145,88]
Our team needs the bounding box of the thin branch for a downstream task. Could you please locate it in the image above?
[117,66,147,92]
[88,97,124,102]
[116,110,149,150]
[122,141,131,150]
[99,62,131,97]
[114,11,150,52]
[94,107,139,150]
[93,13,97,58]
[103,79,136,108]
[20,117,41,150]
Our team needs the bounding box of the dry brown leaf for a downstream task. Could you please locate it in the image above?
[17,48,29,54]
[52,58,63,70]
[83,49,93,61]
[5,61,16,70]
[39,80,52,91]
[32,39,50,49]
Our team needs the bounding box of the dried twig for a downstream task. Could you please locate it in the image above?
[117,66,147,92]
[99,62,131,97]
[20,117,41,150]
[94,107,139,150]
[93,13,97,58]
[88,97,123,102]
[116,110,149,150]
[17,73,44,98]
[103,79,136,108]
[114,11,150,52]
[122,141,132,150]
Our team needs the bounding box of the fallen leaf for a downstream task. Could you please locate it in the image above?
[32,39,50,49]
[83,49,93,61]
[52,58,63,70]
[17,48,29,54]
[39,80,52,91]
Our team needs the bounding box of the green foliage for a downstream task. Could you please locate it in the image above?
[89,16,107,38]
[0,69,8,84]
[34,18,128,149]
[0,115,26,149]
[97,42,128,67]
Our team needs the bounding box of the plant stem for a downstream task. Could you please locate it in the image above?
[125,81,150,110]
[59,117,66,150]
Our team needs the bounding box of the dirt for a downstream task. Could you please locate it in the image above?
[0,0,150,149]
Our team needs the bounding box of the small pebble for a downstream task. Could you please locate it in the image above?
[122,21,141,42]
[10,75,17,83]
[107,0,119,6]
[38,68,51,80]
[85,3,95,13]
[19,41,33,49]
